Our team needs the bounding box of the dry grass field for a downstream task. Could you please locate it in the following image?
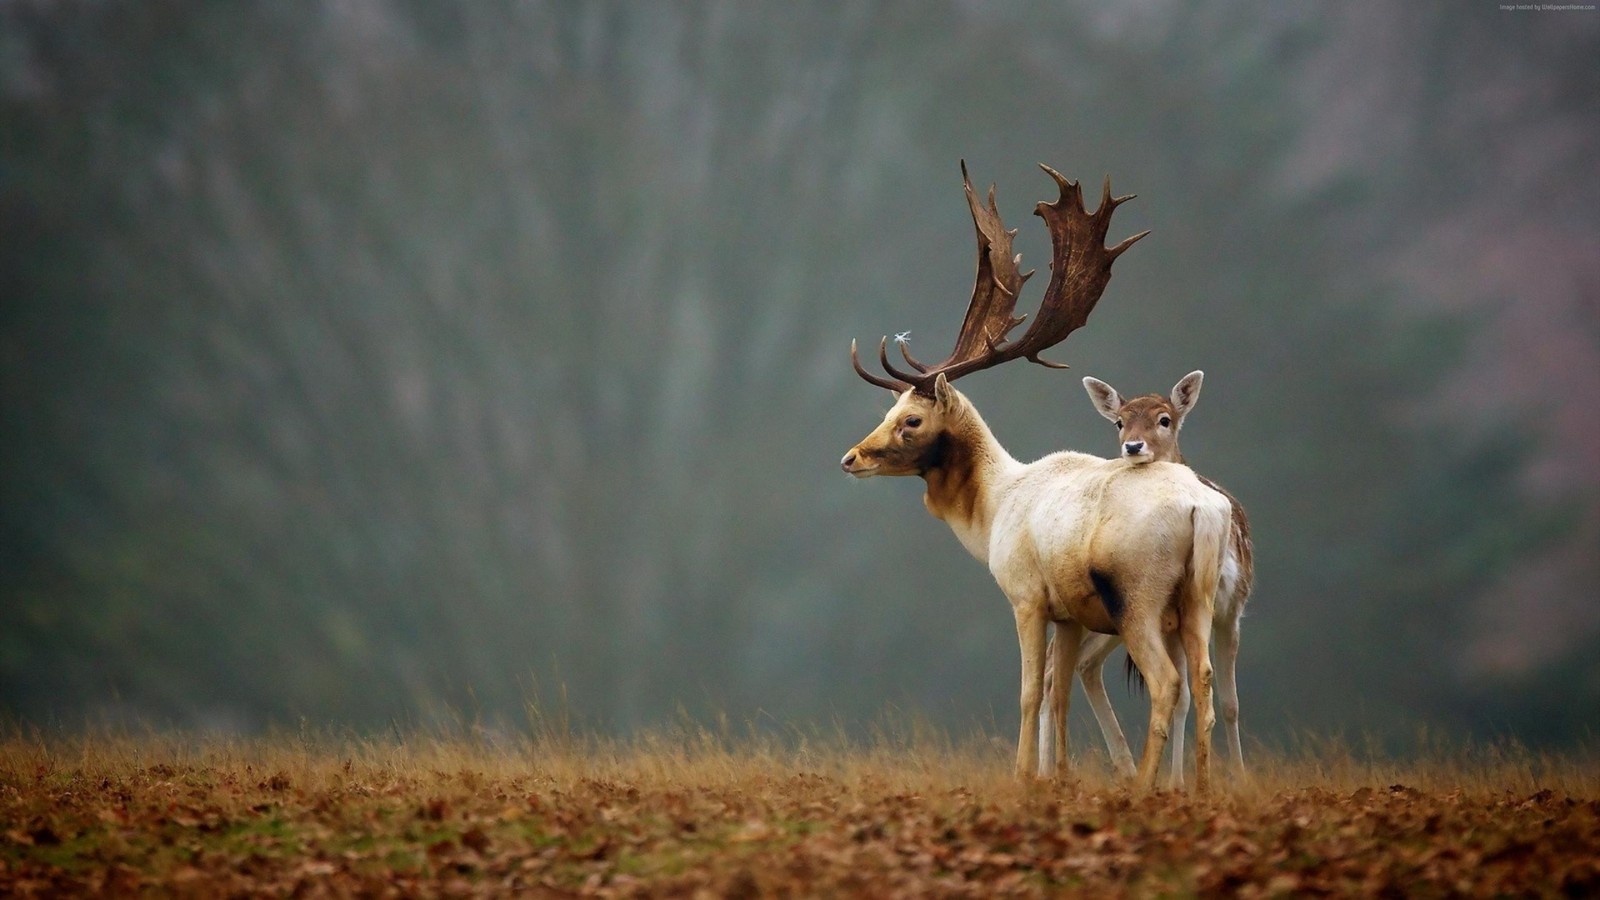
[2,722,1597,897]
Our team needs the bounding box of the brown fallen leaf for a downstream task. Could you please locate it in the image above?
[461,826,491,854]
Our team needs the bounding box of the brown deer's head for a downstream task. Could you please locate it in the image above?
[843,162,1147,478]
[1082,371,1203,465]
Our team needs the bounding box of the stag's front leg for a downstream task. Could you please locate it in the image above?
[1047,620,1085,779]
[1013,605,1049,779]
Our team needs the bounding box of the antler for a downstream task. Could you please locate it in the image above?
[851,162,1149,396]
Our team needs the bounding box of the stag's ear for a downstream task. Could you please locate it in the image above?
[1170,370,1203,426]
[932,373,957,411]
[1082,376,1123,423]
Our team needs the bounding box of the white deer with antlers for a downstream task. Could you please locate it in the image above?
[840,163,1231,793]
[1037,371,1255,785]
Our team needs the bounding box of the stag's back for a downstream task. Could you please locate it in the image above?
[987,455,1228,627]
[1086,460,1230,572]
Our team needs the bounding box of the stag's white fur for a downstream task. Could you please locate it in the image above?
[1037,371,1254,785]
[842,376,1231,791]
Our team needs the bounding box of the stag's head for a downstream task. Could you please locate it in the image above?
[1082,371,1203,464]
[840,375,964,478]
[843,162,1147,476]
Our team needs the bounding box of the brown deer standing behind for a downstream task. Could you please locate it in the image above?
[1039,372,1254,785]
[842,163,1232,793]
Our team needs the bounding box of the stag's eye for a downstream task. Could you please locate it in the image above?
[1115,420,1124,430]
[904,416,922,428]
[1159,415,1172,428]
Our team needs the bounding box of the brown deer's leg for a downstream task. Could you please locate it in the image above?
[1164,631,1190,790]
[1215,610,1244,775]
[1076,633,1137,778]
[1038,632,1054,777]
[1181,607,1217,796]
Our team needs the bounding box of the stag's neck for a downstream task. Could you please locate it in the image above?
[920,400,1017,563]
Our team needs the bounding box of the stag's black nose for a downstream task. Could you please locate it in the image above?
[840,452,857,471]
[1123,441,1145,456]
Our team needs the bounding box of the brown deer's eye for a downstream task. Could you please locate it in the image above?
[1159,415,1172,428]
[904,416,922,428]
[1115,420,1124,430]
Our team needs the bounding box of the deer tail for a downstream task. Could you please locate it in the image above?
[1189,500,1228,622]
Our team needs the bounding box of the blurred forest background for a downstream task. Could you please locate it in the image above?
[3,2,1597,750]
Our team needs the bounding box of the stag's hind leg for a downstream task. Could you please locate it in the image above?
[1120,612,1181,794]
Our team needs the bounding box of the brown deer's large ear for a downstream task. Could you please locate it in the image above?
[1082,376,1123,423]
[1170,370,1204,427]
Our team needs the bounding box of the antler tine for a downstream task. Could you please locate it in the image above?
[877,336,923,384]
[1094,175,1128,213]
[1096,175,1151,258]
[898,341,931,373]
[1109,228,1151,260]
[851,339,910,393]
[1038,163,1084,215]
[1025,352,1072,370]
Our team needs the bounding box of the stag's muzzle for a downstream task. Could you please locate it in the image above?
[840,449,877,477]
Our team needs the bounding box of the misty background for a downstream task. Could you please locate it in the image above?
[3,2,1597,750]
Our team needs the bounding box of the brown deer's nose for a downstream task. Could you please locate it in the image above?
[841,451,857,471]
[1123,441,1145,456]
